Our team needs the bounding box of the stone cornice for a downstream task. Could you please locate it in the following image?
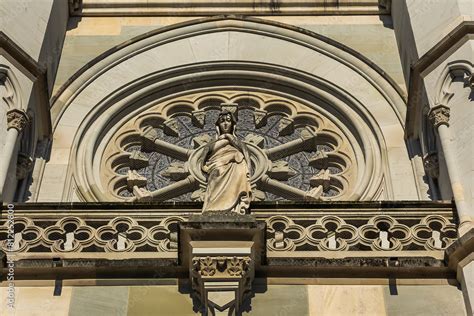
[72,0,390,16]
[446,228,474,273]
[405,21,474,138]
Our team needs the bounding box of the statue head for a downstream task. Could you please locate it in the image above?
[215,110,237,135]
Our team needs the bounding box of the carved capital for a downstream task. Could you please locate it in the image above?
[7,109,29,132]
[191,255,254,314]
[423,152,439,179]
[428,105,450,128]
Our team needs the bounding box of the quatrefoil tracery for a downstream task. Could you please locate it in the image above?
[0,217,42,252]
[96,217,147,252]
[43,217,95,252]
[306,216,358,251]
[147,216,185,251]
[412,215,457,250]
[359,215,411,251]
[104,91,355,203]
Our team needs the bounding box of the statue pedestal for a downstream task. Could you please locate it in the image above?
[179,212,266,315]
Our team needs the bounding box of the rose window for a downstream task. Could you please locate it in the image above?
[101,91,357,202]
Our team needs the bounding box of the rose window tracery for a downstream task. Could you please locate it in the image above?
[101,91,357,202]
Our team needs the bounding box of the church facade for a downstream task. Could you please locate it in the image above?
[0,1,473,315]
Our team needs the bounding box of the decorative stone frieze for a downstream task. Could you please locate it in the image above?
[423,152,439,179]
[0,202,458,254]
[428,105,450,128]
[6,109,29,132]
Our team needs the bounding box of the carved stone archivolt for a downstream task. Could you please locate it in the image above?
[101,91,358,203]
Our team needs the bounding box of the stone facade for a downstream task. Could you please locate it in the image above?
[0,0,473,315]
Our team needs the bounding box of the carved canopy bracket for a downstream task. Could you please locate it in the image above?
[191,252,254,315]
[179,213,265,315]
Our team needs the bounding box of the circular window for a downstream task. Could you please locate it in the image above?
[100,90,357,202]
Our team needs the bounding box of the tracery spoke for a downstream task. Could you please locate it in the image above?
[265,129,317,160]
[141,127,192,161]
[258,175,323,201]
[130,175,198,202]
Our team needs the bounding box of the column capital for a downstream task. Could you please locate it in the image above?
[428,104,450,128]
[7,109,29,132]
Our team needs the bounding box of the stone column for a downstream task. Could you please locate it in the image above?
[0,109,29,201]
[428,105,473,236]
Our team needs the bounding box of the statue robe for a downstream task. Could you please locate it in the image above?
[202,138,252,212]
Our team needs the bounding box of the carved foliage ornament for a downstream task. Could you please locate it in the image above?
[7,109,29,132]
[428,105,450,128]
[192,256,252,277]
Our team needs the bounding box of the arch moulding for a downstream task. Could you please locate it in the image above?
[42,16,418,203]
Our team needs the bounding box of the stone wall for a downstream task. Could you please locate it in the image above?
[53,15,406,95]
[0,283,467,315]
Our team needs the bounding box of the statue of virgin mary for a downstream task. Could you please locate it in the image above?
[201,110,252,214]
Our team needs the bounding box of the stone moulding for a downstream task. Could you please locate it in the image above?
[0,201,459,280]
[51,16,405,121]
[72,0,390,17]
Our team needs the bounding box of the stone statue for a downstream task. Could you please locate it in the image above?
[201,110,252,214]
